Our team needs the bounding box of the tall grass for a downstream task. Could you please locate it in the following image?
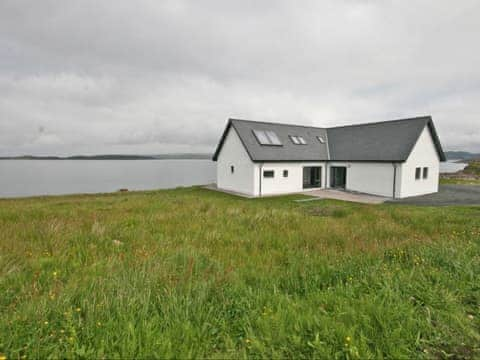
[1,187,479,358]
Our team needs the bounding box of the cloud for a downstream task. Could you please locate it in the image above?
[0,0,479,155]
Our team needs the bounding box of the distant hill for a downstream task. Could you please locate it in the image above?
[445,151,480,160]
[0,153,213,160]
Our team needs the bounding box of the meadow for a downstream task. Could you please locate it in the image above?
[441,159,480,185]
[1,187,479,359]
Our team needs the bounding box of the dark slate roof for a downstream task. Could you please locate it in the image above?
[212,116,446,162]
[327,116,446,162]
[212,119,329,162]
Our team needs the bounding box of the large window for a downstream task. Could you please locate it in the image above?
[415,167,421,180]
[263,170,274,178]
[252,130,282,146]
[230,166,234,174]
[423,167,429,179]
[283,170,289,177]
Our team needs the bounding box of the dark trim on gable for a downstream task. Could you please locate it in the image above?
[212,119,255,162]
[212,120,232,161]
[400,117,446,163]
[426,119,447,162]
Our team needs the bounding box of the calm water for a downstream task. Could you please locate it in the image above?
[440,160,468,174]
[0,160,215,198]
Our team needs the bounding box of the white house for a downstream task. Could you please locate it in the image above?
[212,116,446,198]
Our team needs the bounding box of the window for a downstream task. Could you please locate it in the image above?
[423,167,429,179]
[265,131,282,145]
[263,170,274,178]
[289,135,307,145]
[283,170,288,177]
[415,167,421,180]
[289,135,300,144]
[230,166,234,174]
[317,136,325,144]
[253,130,282,146]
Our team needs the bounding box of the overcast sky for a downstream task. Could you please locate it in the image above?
[1,0,479,156]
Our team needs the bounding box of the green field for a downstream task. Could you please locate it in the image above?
[1,188,479,358]
[441,160,480,185]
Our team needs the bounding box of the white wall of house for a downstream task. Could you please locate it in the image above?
[326,161,396,198]
[259,162,326,196]
[398,126,440,198]
[216,127,256,195]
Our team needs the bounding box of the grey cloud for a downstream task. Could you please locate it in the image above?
[0,0,479,156]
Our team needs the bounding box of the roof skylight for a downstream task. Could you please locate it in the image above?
[289,135,307,145]
[253,130,282,146]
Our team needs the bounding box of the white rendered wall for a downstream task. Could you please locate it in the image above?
[326,162,396,198]
[398,126,440,198]
[216,127,256,195]
[259,162,326,196]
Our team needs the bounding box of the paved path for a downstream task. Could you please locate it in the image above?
[304,189,388,204]
[390,185,480,206]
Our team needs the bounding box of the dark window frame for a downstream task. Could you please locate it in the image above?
[283,170,289,178]
[263,170,274,178]
[423,167,429,179]
[415,167,421,180]
[230,165,234,174]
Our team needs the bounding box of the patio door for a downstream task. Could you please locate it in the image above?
[330,166,347,188]
[303,167,322,189]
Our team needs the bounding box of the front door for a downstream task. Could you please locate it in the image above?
[330,167,347,188]
[303,167,322,189]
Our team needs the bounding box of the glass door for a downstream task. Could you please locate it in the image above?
[330,167,347,188]
[303,167,322,189]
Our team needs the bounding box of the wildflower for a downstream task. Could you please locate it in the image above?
[97,322,102,327]
[60,329,65,334]
[0,354,6,360]
[245,339,251,343]
[44,321,49,325]
[346,336,351,342]
[75,307,81,312]
[467,314,474,320]
[69,337,74,342]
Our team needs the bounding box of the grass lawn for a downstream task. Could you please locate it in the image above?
[440,178,480,185]
[1,187,479,358]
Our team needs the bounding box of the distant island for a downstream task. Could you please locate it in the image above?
[0,153,213,160]
[445,151,480,160]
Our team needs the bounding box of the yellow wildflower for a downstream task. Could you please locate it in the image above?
[346,336,351,342]
[44,321,49,325]
[0,354,6,360]
[75,307,81,312]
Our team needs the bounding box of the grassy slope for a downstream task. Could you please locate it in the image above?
[1,188,479,359]
[441,160,480,185]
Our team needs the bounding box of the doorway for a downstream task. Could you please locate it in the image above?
[330,166,347,188]
[303,167,322,189]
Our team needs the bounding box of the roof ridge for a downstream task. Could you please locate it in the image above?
[327,115,431,130]
[229,118,326,130]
